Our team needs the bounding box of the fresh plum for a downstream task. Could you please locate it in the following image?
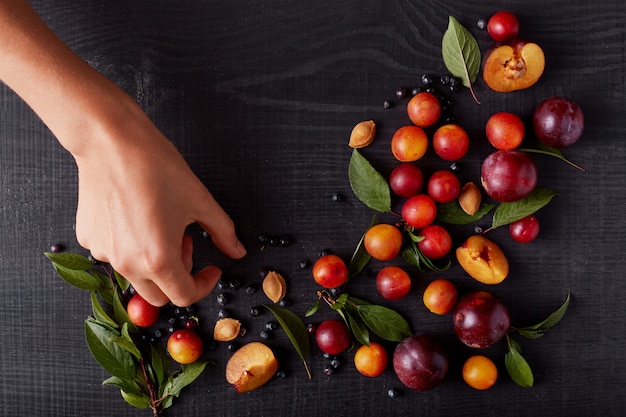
[393,334,448,391]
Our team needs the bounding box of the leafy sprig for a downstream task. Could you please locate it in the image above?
[505,293,571,387]
[45,252,206,416]
[306,291,412,346]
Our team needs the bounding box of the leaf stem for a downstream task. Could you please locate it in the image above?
[519,147,586,172]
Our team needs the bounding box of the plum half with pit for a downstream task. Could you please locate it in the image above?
[453,291,510,349]
[481,150,537,202]
[483,39,545,93]
[533,96,584,149]
[393,334,449,391]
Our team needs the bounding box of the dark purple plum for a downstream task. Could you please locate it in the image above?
[533,96,584,149]
[393,334,448,391]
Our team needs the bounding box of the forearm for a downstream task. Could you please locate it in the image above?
[0,0,139,157]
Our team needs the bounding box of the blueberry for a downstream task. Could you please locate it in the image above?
[228,278,241,290]
[268,235,280,247]
[265,321,278,331]
[383,100,392,109]
[278,298,290,308]
[476,18,488,30]
[439,74,450,85]
[474,225,484,234]
[216,293,228,306]
[227,342,239,352]
[276,370,287,378]
[329,287,342,298]
[449,162,461,173]
[259,330,270,340]
[299,259,310,269]
[50,243,64,253]
[421,74,434,85]
[387,388,400,398]
[411,87,422,96]
[330,357,341,369]
[168,315,177,325]
[331,192,343,203]
[279,235,291,247]
[250,306,261,317]
[218,309,229,319]
[245,284,257,294]
[324,365,334,376]
[258,234,270,244]
[153,329,164,339]
[395,87,408,99]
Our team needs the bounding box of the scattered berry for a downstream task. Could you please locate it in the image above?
[216,293,228,306]
[50,243,64,253]
[395,87,408,99]
[383,100,392,109]
[265,321,278,331]
[476,18,488,30]
[245,284,258,294]
[387,388,400,398]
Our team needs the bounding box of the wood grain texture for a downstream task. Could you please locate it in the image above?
[1,1,625,416]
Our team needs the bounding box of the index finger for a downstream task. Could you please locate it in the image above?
[196,194,246,260]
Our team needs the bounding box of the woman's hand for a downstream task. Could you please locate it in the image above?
[0,1,246,306]
[74,103,246,307]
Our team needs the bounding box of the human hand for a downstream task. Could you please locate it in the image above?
[74,106,246,307]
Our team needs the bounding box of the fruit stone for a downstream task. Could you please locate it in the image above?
[482,39,545,92]
[393,334,449,391]
[455,235,509,284]
[225,342,279,393]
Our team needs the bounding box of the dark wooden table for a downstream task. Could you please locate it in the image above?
[1,1,624,416]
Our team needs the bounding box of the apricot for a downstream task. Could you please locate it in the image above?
[482,40,545,93]
[354,342,388,377]
[391,125,428,162]
[364,224,403,261]
[225,342,279,393]
[455,235,509,284]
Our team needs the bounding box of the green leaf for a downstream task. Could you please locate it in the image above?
[264,304,312,378]
[519,143,586,172]
[356,303,411,342]
[514,293,571,339]
[112,289,138,334]
[93,270,114,305]
[436,200,495,225]
[151,344,172,394]
[45,252,93,271]
[348,217,377,278]
[162,361,208,399]
[120,389,151,409]
[344,305,371,346]
[114,270,131,291]
[348,149,391,213]
[51,264,102,291]
[305,298,320,318]
[85,318,137,379]
[102,376,142,395]
[492,188,558,229]
[505,338,534,387]
[442,16,481,103]
[331,293,348,311]
[401,241,450,272]
[90,291,118,329]
[107,323,142,359]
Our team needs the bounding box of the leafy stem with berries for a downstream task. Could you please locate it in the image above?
[45,252,207,416]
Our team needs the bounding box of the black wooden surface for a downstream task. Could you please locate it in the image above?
[1,1,625,416]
